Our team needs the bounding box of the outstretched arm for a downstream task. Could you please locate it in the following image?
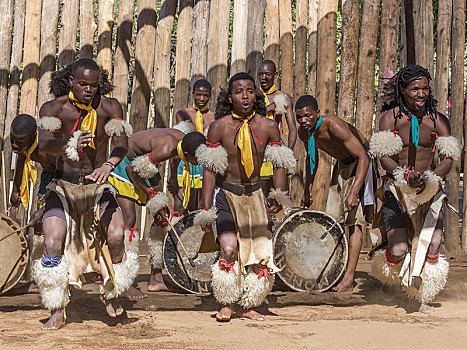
[285,93,297,149]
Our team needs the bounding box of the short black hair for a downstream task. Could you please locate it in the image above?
[193,79,212,93]
[11,114,37,136]
[71,58,100,76]
[228,72,256,95]
[295,95,319,111]
[259,60,277,72]
[181,132,207,157]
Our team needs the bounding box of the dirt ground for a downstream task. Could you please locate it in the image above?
[2,252,467,350]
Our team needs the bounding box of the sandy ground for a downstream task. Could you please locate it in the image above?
[2,252,467,350]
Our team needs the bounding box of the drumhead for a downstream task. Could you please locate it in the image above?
[163,210,220,294]
[273,209,348,292]
[0,214,29,294]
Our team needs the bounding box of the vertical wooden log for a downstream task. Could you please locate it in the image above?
[153,0,177,128]
[19,0,42,116]
[375,0,399,119]
[450,0,465,253]
[294,0,308,100]
[413,0,433,75]
[79,0,97,59]
[307,0,318,95]
[336,0,360,124]
[173,0,194,113]
[403,0,415,65]
[206,0,230,110]
[354,0,380,140]
[245,0,265,78]
[191,0,210,84]
[0,0,13,148]
[264,0,280,64]
[112,0,135,115]
[97,0,115,77]
[130,0,157,132]
[400,1,407,67]
[279,0,293,95]
[433,0,451,114]
[311,0,338,211]
[38,0,60,109]
[230,0,249,75]
[58,0,79,67]
[3,0,25,203]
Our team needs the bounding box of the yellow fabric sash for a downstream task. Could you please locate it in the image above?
[177,140,191,208]
[20,134,39,210]
[68,91,97,149]
[232,112,256,178]
[260,84,277,120]
[193,103,208,133]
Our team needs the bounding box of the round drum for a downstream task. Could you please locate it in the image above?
[163,210,220,294]
[0,214,29,294]
[273,209,348,292]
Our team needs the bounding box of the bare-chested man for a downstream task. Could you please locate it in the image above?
[9,114,57,293]
[194,72,295,322]
[34,58,134,329]
[296,95,372,292]
[108,122,205,292]
[370,65,458,313]
[173,79,215,212]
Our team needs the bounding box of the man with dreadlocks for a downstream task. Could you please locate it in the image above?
[34,58,134,329]
[9,114,57,294]
[369,65,460,313]
[173,79,215,212]
[296,94,374,292]
[194,72,295,322]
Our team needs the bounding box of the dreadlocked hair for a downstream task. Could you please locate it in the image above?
[214,88,267,120]
[380,65,438,119]
[49,61,114,98]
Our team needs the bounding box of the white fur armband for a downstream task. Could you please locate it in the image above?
[173,120,196,134]
[193,208,218,227]
[131,155,159,179]
[369,131,403,158]
[65,130,82,161]
[264,144,297,174]
[268,189,292,208]
[38,116,62,133]
[274,93,288,115]
[104,119,133,137]
[146,192,170,216]
[195,143,228,175]
[436,136,461,161]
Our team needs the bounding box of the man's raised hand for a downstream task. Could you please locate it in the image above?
[77,130,94,152]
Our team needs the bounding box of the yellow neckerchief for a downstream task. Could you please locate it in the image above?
[232,111,257,178]
[193,103,209,133]
[20,133,39,210]
[68,90,97,149]
[177,140,191,208]
[260,84,277,120]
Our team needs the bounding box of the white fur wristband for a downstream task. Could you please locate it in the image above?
[146,192,170,217]
[65,130,82,161]
[194,209,217,227]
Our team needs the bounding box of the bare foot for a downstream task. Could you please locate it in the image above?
[14,282,40,294]
[419,303,434,314]
[121,285,147,300]
[332,276,354,292]
[41,309,65,330]
[216,305,235,322]
[148,270,169,292]
[100,295,124,317]
[28,282,40,293]
[238,307,265,321]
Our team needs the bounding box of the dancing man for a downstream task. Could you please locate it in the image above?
[296,94,373,292]
[370,65,458,313]
[34,58,135,329]
[195,72,295,322]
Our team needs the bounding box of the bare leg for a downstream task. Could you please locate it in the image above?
[41,216,67,330]
[148,267,169,292]
[100,206,125,317]
[333,225,363,292]
[215,232,238,322]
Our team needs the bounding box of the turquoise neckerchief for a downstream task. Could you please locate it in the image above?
[402,106,424,148]
[307,115,322,175]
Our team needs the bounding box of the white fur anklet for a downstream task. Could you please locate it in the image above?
[124,227,140,255]
[32,256,70,310]
[147,224,167,270]
[238,268,274,309]
[65,130,83,161]
[370,250,403,286]
[211,260,242,305]
[104,251,139,299]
